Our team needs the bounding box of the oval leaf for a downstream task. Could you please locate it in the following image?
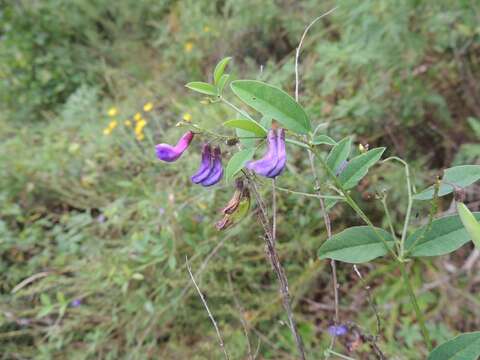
[217,74,230,93]
[185,81,218,96]
[414,165,480,200]
[318,226,395,263]
[428,332,480,360]
[457,203,480,248]
[230,80,311,134]
[223,119,267,137]
[338,147,385,189]
[405,213,480,257]
[326,137,352,173]
[225,148,255,182]
[312,134,337,146]
[214,57,232,84]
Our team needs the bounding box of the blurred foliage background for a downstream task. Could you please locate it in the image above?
[1,0,480,358]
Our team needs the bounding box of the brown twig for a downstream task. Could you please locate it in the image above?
[248,177,306,360]
[186,256,230,360]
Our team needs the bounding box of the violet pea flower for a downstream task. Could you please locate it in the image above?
[247,128,286,178]
[246,129,278,177]
[267,128,286,178]
[201,146,223,187]
[191,144,213,184]
[155,131,194,162]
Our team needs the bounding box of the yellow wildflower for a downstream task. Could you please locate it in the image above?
[103,127,112,135]
[108,120,118,129]
[182,112,192,122]
[143,102,154,112]
[136,133,145,141]
[134,112,142,121]
[184,41,194,52]
[108,107,118,117]
[124,120,132,127]
[203,26,210,33]
[135,119,147,136]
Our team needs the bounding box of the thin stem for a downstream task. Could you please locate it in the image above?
[248,178,306,360]
[310,147,399,260]
[400,262,431,350]
[186,256,230,360]
[274,185,343,200]
[324,350,356,360]
[380,195,399,253]
[220,97,256,122]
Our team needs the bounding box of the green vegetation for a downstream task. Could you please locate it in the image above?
[1,0,480,358]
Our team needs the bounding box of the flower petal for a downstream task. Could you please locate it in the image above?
[246,129,278,176]
[267,128,286,178]
[201,147,223,186]
[191,144,213,183]
[155,131,194,162]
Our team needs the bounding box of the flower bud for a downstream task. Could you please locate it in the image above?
[155,131,194,162]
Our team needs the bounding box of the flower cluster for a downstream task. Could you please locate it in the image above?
[155,127,287,184]
[102,103,154,140]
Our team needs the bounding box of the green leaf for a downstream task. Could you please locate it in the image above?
[225,148,255,182]
[312,134,337,146]
[467,117,480,139]
[457,203,480,248]
[260,115,272,129]
[427,332,480,360]
[230,80,311,134]
[414,165,480,200]
[318,226,395,263]
[185,81,218,96]
[405,213,480,257]
[213,57,232,85]
[217,74,230,94]
[326,137,352,173]
[223,119,267,137]
[338,148,385,189]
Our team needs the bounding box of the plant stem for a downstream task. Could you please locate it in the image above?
[400,262,431,350]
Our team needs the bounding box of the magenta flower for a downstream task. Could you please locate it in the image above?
[155,131,194,162]
[247,128,287,178]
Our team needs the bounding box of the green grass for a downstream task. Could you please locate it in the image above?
[1,0,480,358]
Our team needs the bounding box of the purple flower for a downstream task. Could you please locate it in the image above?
[191,144,213,184]
[328,325,348,337]
[70,299,82,308]
[191,145,224,187]
[201,146,223,187]
[246,128,286,178]
[155,131,194,162]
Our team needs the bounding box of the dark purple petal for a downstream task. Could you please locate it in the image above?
[267,128,286,178]
[328,325,348,337]
[246,129,278,177]
[155,131,194,162]
[201,147,223,187]
[191,144,213,183]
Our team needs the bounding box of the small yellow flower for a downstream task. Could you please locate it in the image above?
[143,102,154,112]
[109,120,118,129]
[124,120,132,127]
[103,127,112,135]
[134,112,142,121]
[182,112,192,122]
[184,41,194,53]
[203,26,210,33]
[136,133,145,141]
[107,107,118,117]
